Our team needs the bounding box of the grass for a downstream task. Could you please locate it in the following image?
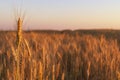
[0,30,120,80]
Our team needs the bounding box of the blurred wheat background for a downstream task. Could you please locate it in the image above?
[0,30,120,80]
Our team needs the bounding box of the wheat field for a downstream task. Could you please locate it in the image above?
[0,30,120,80]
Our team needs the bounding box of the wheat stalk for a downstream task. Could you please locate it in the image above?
[52,65,55,80]
[16,17,22,49]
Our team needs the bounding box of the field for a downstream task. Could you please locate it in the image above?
[0,30,120,80]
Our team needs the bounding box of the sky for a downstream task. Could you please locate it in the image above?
[0,0,120,30]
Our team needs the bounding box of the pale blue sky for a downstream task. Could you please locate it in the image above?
[0,0,120,30]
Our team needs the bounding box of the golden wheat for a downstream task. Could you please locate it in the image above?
[0,31,120,79]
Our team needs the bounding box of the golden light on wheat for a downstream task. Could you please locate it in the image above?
[0,0,120,80]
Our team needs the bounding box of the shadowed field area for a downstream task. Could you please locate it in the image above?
[0,30,120,80]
